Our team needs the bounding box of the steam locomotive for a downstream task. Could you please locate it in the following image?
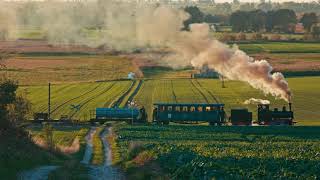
[152,103,295,126]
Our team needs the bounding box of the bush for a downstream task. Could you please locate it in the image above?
[270,34,282,41]
[236,33,247,41]
[251,33,263,41]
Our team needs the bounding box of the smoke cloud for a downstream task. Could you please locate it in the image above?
[0,2,17,40]
[244,98,270,105]
[0,1,291,101]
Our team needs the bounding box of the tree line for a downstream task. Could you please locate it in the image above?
[184,6,320,39]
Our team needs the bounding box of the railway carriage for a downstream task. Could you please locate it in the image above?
[152,103,226,125]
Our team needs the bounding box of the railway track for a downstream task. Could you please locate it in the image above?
[69,83,116,118]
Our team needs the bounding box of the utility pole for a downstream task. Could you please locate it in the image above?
[48,82,51,120]
[221,76,226,88]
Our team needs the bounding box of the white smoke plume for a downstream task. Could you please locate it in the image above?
[244,98,270,105]
[0,1,291,101]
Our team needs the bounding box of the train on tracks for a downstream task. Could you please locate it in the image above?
[32,103,294,126]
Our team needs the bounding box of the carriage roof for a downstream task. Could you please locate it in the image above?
[153,103,224,107]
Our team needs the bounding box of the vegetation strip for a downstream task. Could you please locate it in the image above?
[115,124,320,179]
[194,79,220,103]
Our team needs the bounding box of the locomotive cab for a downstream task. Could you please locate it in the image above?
[257,103,294,125]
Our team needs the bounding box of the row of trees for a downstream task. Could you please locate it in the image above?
[230,9,319,35]
[183,6,320,39]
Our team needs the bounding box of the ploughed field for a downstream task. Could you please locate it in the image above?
[19,77,320,125]
[114,124,320,179]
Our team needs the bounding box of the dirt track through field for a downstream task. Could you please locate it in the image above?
[81,127,97,164]
[88,127,124,180]
[190,80,210,103]
[194,79,220,103]
[170,80,178,103]
[124,80,143,107]
[110,80,136,108]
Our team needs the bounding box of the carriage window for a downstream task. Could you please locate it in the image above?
[198,106,203,112]
[160,106,165,112]
[182,106,188,112]
[175,106,181,112]
[190,106,196,112]
[205,107,211,111]
[211,107,217,110]
[168,106,173,111]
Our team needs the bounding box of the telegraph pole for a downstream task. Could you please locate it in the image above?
[48,82,51,120]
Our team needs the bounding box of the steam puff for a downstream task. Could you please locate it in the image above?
[170,23,291,101]
[244,98,270,105]
[0,2,291,101]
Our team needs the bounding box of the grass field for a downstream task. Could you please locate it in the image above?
[133,77,320,125]
[19,77,320,125]
[19,81,133,120]
[2,55,138,85]
[114,124,320,179]
[237,42,320,54]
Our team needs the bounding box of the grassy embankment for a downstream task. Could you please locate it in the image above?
[38,126,90,179]
[114,123,320,179]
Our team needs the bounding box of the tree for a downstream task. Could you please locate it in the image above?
[272,9,297,33]
[230,11,249,32]
[311,24,320,39]
[248,10,267,32]
[300,13,318,32]
[183,6,205,30]
[0,79,18,128]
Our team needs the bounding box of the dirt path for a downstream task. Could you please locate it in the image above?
[88,127,124,180]
[81,127,97,165]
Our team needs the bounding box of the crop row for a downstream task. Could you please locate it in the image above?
[115,124,320,179]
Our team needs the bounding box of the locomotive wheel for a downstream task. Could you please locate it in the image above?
[163,121,169,125]
[209,122,215,126]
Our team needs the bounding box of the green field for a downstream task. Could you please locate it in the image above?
[238,42,320,54]
[19,81,133,120]
[19,77,320,125]
[114,124,320,179]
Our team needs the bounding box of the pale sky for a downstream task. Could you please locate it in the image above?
[214,0,316,2]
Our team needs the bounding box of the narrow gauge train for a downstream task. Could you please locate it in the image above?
[152,103,295,125]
